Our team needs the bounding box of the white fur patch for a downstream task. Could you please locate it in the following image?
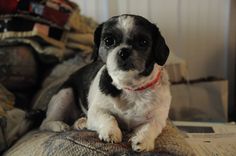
[118,16,134,35]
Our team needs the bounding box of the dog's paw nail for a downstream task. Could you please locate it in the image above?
[98,126,122,143]
[131,135,155,152]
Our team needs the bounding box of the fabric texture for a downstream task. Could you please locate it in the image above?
[0,84,14,151]
[0,2,97,60]
[0,45,38,90]
[0,84,15,116]
[4,121,195,156]
[0,84,31,153]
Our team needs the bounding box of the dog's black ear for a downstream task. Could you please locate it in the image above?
[152,24,169,66]
[92,23,104,61]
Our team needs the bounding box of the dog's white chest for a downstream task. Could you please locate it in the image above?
[113,90,158,129]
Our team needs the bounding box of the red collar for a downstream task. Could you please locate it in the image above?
[125,70,162,91]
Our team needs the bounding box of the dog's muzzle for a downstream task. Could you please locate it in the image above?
[116,47,135,71]
[118,48,131,60]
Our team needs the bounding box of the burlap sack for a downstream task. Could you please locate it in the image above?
[4,121,195,156]
[0,45,37,91]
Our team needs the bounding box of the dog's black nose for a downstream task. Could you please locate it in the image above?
[118,48,131,60]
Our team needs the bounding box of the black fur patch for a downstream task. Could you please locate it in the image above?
[99,68,122,97]
[62,61,104,110]
[140,62,155,76]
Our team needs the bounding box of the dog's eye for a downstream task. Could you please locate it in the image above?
[138,39,149,48]
[104,36,116,47]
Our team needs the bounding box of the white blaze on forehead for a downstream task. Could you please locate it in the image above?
[118,16,134,34]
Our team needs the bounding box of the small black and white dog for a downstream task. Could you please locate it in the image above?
[40,14,171,152]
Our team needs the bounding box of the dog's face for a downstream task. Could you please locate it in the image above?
[93,14,169,77]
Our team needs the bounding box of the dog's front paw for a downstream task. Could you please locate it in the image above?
[40,121,70,132]
[98,126,122,143]
[73,117,87,130]
[130,134,155,152]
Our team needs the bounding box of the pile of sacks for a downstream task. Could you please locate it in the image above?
[0,0,97,60]
[0,0,98,153]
